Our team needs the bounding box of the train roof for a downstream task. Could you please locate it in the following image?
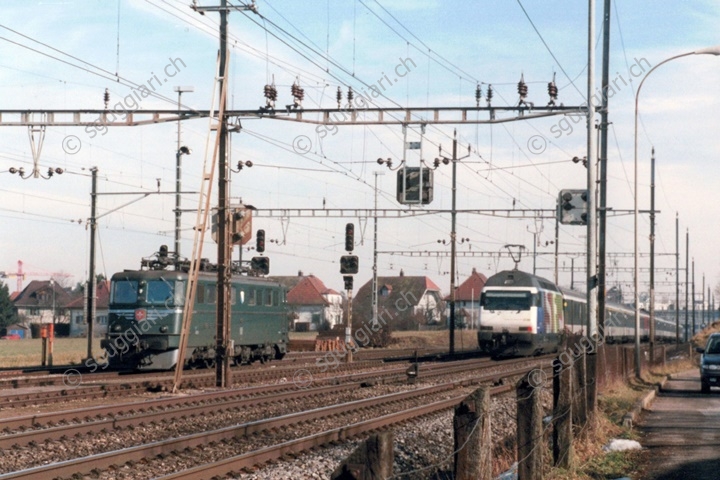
[110,270,284,288]
[558,286,585,302]
[112,269,187,281]
[484,270,560,293]
[558,286,650,316]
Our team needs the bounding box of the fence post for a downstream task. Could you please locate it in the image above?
[553,352,574,468]
[517,371,544,480]
[572,349,587,429]
[454,386,491,480]
[586,349,597,418]
[331,432,393,480]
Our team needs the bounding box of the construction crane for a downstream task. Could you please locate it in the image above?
[0,261,72,293]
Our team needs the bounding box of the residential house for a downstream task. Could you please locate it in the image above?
[445,268,487,329]
[269,273,343,331]
[353,270,444,330]
[66,280,111,337]
[12,280,74,328]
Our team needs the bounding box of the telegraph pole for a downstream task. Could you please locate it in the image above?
[692,258,696,337]
[371,171,384,327]
[649,148,656,359]
[85,167,98,360]
[675,213,679,344]
[450,132,457,355]
[434,131,469,355]
[174,86,193,262]
[586,0,598,412]
[598,0,611,344]
[217,1,231,389]
[686,229,689,341]
[194,0,257,388]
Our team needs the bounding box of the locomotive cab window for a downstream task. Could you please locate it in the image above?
[146,280,175,305]
[264,290,273,306]
[481,291,534,311]
[112,280,139,304]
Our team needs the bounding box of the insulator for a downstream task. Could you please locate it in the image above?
[486,84,493,105]
[291,82,304,103]
[264,84,277,101]
[517,74,528,99]
[336,86,342,108]
[347,86,354,105]
[548,82,558,99]
[475,83,482,107]
[103,88,110,109]
[547,73,558,105]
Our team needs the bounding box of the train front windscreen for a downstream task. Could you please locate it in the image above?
[110,278,185,307]
[480,290,535,311]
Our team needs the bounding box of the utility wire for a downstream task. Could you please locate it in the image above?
[371,0,480,83]
[515,0,585,100]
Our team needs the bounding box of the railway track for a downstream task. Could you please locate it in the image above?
[158,384,514,480]
[0,359,387,410]
[0,356,552,479]
[0,346,447,392]
[0,356,506,438]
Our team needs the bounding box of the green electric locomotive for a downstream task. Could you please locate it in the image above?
[101,252,288,370]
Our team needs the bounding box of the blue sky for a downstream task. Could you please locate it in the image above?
[1,0,718,310]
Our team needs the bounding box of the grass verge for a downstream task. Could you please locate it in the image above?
[0,338,103,368]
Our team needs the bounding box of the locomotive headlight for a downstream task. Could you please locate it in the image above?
[706,364,720,371]
[112,324,122,332]
[160,326,168,333]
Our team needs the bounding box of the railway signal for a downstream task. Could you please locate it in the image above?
[251,256,269,275]
[345,223,354,252]
[256,229,265,253]
[558,189,588,225]
[340,255,359,274]
[396,167,433,205]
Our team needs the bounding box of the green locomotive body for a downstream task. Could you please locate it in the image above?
[102,268,288,370]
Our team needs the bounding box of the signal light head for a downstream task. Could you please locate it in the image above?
[340,255,359,274]
[256,229,265,253]
[345,223,354,252]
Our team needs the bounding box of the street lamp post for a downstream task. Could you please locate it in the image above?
[634,45,720,377]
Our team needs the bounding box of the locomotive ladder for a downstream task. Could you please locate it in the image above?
[172,51,229,393]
